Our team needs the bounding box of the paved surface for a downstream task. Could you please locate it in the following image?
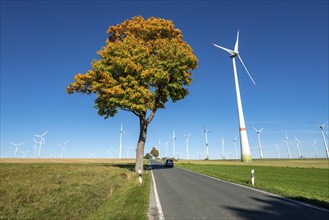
[150,159,329,220]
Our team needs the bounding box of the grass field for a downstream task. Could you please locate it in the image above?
[176,159,329,209]
[0,160,150,220]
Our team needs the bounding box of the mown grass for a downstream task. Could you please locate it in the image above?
[176,160,329,209]
[0,162,150,220]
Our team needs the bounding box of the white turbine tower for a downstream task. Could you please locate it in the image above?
[233,136,238,160]
[253,127,264,159]
[33,138,39,158]
[213,30,255,162]
[34,130,48,158]
[284,133,292,159]
[294,135,302,158]
[158,139,161,158]
[10,142,24,158]
[221,137,225,159]
[163,141,169,158]
[58,140,69,159]
[312,139,318,159]
[319,122,329,158]
[203,126,212,159]
[119,123,128,159]
[21,151,29,158]
[173,130,176,159]
[183,133,191,160]
[276,144,281,159]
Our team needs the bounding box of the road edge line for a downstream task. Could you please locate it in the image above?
[150,164,165,220]
[178,167,329,214]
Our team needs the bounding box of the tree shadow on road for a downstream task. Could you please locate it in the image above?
[223,195,329,220]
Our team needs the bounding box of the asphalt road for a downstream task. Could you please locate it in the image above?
[150,159,329,220]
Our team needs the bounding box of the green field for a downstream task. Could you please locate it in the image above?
[0,161,150,220]
[176,159,329,209]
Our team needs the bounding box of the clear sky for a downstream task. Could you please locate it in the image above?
[1,0,328,160]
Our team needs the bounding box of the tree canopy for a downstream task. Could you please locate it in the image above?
[150,147,159,158]
[67,16,198,120]
[67,16,198,173]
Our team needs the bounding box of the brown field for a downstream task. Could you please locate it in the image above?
[0,158,136,164]
[176,158,329,169]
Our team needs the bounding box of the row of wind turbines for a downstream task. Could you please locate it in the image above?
[154,122,328,160]
[9,131,69,159]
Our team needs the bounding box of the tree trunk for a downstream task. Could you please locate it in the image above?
[135,116,148,174]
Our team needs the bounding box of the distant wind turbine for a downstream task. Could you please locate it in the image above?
[233,136,238,160]
[183,133,191,160]
[10,142,24,158]
[119,123,128,159]
[34,130,48,158]
[21,151,29,158]
[58,140,69,159]
[294,135,302,158]
[173,130,176,159]
[221,137,225,159]
[276,144,281,159]
[203,126,212,159]
[253,127,264,159]
[163,141,169,158]
[33,138,39,158]
[312,139,318,159]
[319,122,329,158]
[284,133,292,159]
[213,30,255,162]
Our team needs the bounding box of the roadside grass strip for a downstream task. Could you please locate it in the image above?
[0,163,150,220]
[176,161,329,209]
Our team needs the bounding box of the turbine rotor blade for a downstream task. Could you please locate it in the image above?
[234,30,240,51]
[42,130,48,136]
[253,127,258,132]
[259,128,264,132]
[212,43,234,54]
[237,55,256,85]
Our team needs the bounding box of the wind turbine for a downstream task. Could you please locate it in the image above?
[276,144,281,159]
[33,138,39,158]
[119,123,128,159]
[173,130,176,159]
[233,136,238,160]
[284,133,291,159]
[312,139,318,159]
[58,140,69,159]
[10,142,24,158]
[34,130,48,158]
[213,30,255,162]
[319,122,329,158]
[163,141,169,158]
[21,151,29,158]
[203,126,212,159]
[221,137,225,159]
[253,127,264,159]
[183,133,191,160]
[294,135,302,158]
[158,139,161,158]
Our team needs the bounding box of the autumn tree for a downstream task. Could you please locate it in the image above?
[150,147,159,158]
[67,16,198,173]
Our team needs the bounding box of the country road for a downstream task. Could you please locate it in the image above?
[150,159,329,220]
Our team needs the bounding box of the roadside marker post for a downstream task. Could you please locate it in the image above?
[138,169,143,185]
[251,169,255,186]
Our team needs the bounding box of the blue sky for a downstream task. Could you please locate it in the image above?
[1,0,328,159]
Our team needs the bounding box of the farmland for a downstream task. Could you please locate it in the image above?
[0,159,150,220]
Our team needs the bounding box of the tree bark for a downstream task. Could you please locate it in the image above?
[135,116,148,174]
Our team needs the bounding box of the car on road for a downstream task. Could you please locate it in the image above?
[164,159,174,168]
